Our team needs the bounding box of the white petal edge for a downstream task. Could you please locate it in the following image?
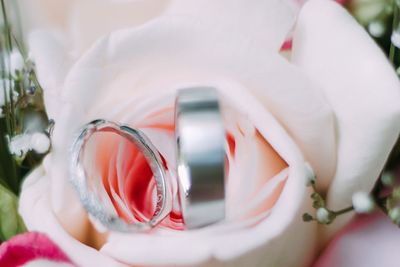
[18,166,126,267]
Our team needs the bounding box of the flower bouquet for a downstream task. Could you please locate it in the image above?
[0,0,399,267]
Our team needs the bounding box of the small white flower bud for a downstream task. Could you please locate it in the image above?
[368,21,385,38]
[381,172,395,187]
[352,192,375,214]
[316,208,331,224]
[9,134,31,157]
[30,132,50,154]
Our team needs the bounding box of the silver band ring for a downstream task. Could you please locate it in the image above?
[69,119,171,232]
[175,87,226,229]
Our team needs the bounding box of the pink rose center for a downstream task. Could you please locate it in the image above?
[83,106,287,231]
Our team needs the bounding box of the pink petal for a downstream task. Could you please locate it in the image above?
[0,232,74,267]
[313,213,400,267]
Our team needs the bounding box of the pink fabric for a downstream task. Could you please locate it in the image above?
[0,232,74,267]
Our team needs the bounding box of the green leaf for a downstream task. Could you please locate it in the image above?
[0,183,26,241]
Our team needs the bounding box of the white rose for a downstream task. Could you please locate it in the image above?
[17,0,169,56]
[18,0,400,266]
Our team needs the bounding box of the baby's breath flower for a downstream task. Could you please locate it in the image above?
[381,172,395,187]
[8,132,51,158]
[352,191,375,214]
[8,134,31,158]
[30,132,50,154]
[316,208,332,224]
[368,20,386,38]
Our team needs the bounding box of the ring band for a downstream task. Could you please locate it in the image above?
[69,119,171,232]
[175,87,226,229]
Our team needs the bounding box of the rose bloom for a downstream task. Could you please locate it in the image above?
[9,0,400,266]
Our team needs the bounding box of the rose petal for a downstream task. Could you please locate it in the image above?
[313,214,400,267]
[68,0,170,54]
[17,0,74,31]
[0,232,73,267]
[19,0,170,56]
[292,0,400,237]
[166,0,298,52]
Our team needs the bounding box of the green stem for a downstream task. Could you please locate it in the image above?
[1,0,12,51]
[0,120,18,194]
[10,0,23,50]
[1,0,16,134]
[332,206,354,216]
[0,0,19,194]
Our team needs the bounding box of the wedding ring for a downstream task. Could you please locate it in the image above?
[175,87,226,229]
[70,119,171,232]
